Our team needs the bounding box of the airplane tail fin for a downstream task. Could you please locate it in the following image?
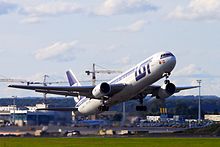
[66,69,81,103]
[66,69,81,86]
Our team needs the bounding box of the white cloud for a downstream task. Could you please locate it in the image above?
[94,0,157,16]
[0,1,157,23]
[21,1,83,17]
[0,1,18,15]
[174,64,204,76]
[168,0,220,21]
[34,40,79,61]
[22,0,157,17]
[171,64,220,95]
[111,20,147,32]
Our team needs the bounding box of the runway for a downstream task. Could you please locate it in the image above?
[0,125,186,136]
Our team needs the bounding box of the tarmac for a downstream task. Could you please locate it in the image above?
[0,125,187,136]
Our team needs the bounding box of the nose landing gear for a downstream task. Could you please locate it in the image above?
[163,72,171,84]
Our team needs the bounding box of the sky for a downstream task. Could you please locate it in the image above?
[0,0,220,97]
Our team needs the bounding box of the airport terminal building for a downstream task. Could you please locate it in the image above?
[0,104,72,126]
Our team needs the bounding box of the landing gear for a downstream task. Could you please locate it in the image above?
[98,105,109,111]
[136,105,147,111]
[164,79,170,84]
[136,98,147,111]
[163,72,171,84]
[98,97,109,112]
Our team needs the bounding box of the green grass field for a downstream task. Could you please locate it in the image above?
[1,138,220,147]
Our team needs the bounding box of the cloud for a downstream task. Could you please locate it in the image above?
[0,1,18,15]
[17,1,84,23]
[171,64,220,95]
[173,64,220,80]
[20,1,83,17]
[23,0,157,17]
[94,0,157,16]
[173,64,210,78]
[111,20,147,32]
[34,40,79,61]
[0,1,157,23]
[168,0,220,21]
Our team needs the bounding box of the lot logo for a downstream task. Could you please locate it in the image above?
[135,63,151,81]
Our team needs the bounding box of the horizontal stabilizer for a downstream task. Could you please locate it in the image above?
[37,107,78,111]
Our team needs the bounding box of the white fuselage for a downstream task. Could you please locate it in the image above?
[76,51,176,115]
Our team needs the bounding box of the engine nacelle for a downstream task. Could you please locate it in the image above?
[157,82,176,99]
[92,82,111,98]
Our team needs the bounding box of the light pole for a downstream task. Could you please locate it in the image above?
[197,80,202,123]
[121,102,126,127]
[12,96,17,125]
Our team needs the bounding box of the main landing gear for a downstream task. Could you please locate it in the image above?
[98,105,109,111]
[136,98,147,111]
[98,97,109,112]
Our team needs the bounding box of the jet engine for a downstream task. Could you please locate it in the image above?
[92,82,111,98]
[157,82,176,99]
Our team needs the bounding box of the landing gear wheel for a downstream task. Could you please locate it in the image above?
[136,106,147,111]
[164,79,170,84]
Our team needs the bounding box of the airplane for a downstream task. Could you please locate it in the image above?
[8,51,198,115]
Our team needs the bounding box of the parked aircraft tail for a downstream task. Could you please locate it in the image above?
[66,69,81,103]
[66,69,81,86]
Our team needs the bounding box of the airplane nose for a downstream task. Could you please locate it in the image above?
[171,55,176,64]
[167,56,176,71]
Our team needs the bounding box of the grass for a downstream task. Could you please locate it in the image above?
[1,138,220,147]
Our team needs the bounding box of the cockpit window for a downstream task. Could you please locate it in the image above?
[160,53,174,59]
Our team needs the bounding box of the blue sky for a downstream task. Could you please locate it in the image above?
[0,0,219,97]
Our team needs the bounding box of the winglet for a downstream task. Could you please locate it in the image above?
[66,69,81,86]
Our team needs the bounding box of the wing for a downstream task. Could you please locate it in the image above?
[175,86,200,92]
[148,85,199,94]
[8,83,126,98]
[9,85,94,97]
[131,85,199,99]
[37,107,78,111]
